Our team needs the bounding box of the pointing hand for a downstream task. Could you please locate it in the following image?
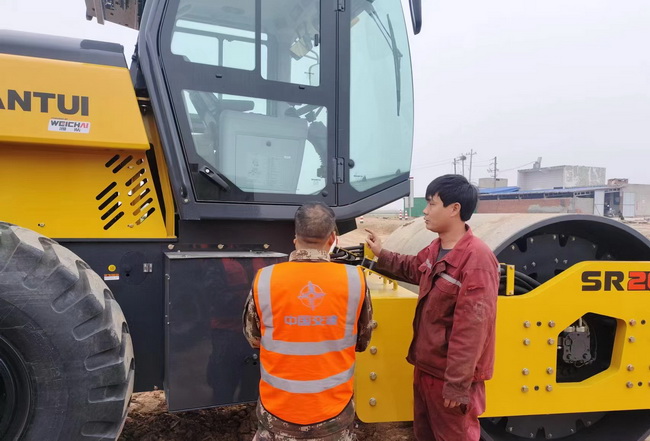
[365,229,383,257]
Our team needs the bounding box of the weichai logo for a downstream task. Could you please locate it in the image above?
[581,271,650,291]
[48,119,91,134]
[0,90,89,116]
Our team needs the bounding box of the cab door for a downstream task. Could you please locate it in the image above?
[157,0,339,216]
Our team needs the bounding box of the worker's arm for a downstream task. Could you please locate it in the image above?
[374,246,429,285]
[367,227,435,285]
[242,291,261,348]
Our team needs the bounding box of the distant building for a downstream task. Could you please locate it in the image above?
[478,177,508,188]
[517,165,606,191]
[613,184,650,218]
[608,178,629,186]
[405,168,650,218]
[478,181,650,218]
[478,186,614,215]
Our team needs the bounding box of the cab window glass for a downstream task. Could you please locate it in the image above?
[349,0,413,192]
[261,0,321,86]
[171,1,257,71]
[182,90,328,199]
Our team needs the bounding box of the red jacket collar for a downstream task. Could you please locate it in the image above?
[429,225,473,269]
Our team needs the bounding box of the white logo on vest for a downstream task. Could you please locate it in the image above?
[298,281,326,310]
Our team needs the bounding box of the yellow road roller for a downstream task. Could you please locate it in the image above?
[355,213,650,441]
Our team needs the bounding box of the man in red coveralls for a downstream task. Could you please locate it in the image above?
[366,174,499,441]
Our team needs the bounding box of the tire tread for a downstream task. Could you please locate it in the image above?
[0,224,134,441]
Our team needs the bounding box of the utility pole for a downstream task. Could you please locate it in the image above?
[453,158,458,174]
[466,149,477,183]
[459,154,467,177]
[487,156,498,187]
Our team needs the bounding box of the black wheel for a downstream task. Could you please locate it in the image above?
[481,412,606,440]
[0,223,134,441]
[481,410,650,441]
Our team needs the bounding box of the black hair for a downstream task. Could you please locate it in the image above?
[294,202,336,243]
[425,174,478,221]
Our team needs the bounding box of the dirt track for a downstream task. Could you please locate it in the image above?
[119,216,650,441]
[118,390,414,441]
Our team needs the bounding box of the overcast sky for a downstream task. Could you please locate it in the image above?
[407,0,650,194]
[0,1,137,54]
[1,0,649,197]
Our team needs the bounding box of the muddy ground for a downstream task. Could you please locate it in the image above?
[119,391,414,441]
[119,216,650,441]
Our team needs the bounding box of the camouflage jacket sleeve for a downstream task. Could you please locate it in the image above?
[355,283,373,352]
[242,291,261,348]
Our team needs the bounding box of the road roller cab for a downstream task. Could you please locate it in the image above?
[0,0,419,440]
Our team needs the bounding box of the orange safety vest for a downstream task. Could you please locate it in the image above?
[252,261,366,425]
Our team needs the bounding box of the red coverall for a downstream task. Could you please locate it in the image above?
[376,226,499,441]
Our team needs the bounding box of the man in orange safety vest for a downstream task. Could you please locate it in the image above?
[243,202,373,440]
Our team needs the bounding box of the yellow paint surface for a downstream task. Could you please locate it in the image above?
[355,261,650,422]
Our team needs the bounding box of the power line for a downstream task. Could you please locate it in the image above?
[415,159,456,168]
[412,162,455,171]
[499,161,536,173]
[411,157,457,170]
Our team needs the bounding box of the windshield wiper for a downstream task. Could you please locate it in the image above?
[367,6,403,115]
[387,15,402,116]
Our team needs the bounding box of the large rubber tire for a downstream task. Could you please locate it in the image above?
[0,223,134,441]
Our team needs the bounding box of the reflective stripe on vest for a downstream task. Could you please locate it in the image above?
[260,363,355,394]
[256,264,361,356]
